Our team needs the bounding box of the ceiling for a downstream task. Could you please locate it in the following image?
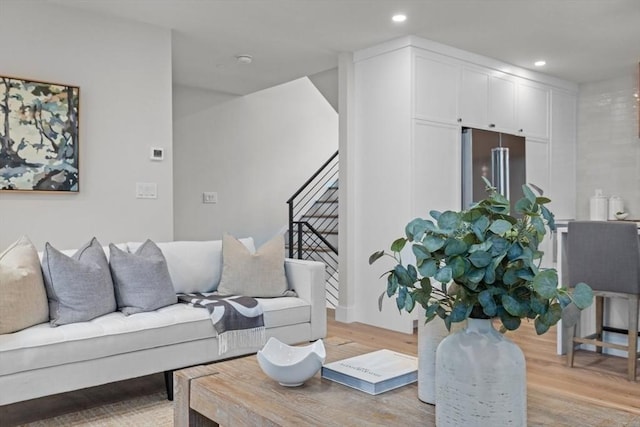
[49,0,640,95]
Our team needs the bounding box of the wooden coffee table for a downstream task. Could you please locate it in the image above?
[174,337,640,426]
[174,337,432,426]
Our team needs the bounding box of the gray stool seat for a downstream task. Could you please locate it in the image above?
[565,221,640,381]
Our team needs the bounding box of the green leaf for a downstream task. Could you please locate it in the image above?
[438,211,460,230]
[507,242,523,260]
[522,184,537,203]
[418,259,438,278]
[424,235,446,252]
[448,256,466,279]
[412,244,431,263]
[393,264,414,287]
[532,269,558,299]
[515,197,533,214]
[536,196,552,204]
[502,294,527,317]
[488,236,509,256]
[369,250,385,265]
[429,210,442,221]
[489,219,512,235]
[444,238,468,256]
[391,238,407,253]
[469,240,492,253]
[405,218,435,241]
[541,205,556,230]
[469,251,492,268]
[396,286,407,311]
[499,310,521,331]
[386,273,399,297]
[572,282,594,310]
[478,290,497,317]
[534,317,551,335]
[435,266,452,283]
[450,301,471,323]
[466,267,485,283]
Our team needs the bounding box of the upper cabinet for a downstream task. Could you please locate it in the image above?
[414,53,460,123]
[516,81,550,140]
[415,54,550,140]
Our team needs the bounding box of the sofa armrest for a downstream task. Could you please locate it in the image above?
[284,258,327,340]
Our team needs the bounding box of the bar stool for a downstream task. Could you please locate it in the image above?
[565,221,640,381]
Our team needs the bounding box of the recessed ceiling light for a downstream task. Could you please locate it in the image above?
[534,60,546,67]
[236,55,253,64]
[392,14,407,23]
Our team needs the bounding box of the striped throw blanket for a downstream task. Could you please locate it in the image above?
[177,292,266,355]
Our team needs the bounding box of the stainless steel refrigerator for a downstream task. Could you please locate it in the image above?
[461,127,526,213]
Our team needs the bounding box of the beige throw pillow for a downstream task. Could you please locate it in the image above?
[0,236,49,334]
[217,233,296,298]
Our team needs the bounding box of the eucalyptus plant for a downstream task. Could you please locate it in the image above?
[369,178,593,335]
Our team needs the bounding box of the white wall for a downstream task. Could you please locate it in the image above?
[0,1,174,251]
[576,67,640,219]
[173,78,338,247]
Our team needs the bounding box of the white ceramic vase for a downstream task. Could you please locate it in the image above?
[435,317,527,427]
[416,306,449,404]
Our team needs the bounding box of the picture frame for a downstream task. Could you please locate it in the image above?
[0,75,80,192]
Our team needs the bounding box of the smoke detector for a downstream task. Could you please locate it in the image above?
[236,55,253,64]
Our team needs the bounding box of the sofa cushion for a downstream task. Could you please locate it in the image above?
[217,233,296,298]
[41,238,117,326]
[0,299,312,376]
[109,240,177,315]
[0,236,49,334]
[127,238,256,294]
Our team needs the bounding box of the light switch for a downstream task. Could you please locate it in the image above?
[203,192,218,204]
[136,182,157,199]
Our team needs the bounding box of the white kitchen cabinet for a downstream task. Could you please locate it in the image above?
[413,120,462,215]
[488,73,517,132]
[414,53,460,123]
[547,90,577,220]
[516,80,550,140]
[458,66,489,127]
[459,66,517,133]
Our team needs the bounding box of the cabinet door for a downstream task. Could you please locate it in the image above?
[517,81,550,139]
[459,67,489,127]
[413,121,461,215]
[547,90,577,220]
[488,73,516,132]
[414,54,459,123]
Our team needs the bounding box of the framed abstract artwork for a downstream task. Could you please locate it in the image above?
[0,75,79,192]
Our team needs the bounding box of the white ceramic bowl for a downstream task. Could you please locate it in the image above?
[615,212,629,220]
[257,337,326,386]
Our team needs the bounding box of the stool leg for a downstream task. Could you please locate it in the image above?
[595,296,604,354]
[628,296,639,381]
[566,322,576,368]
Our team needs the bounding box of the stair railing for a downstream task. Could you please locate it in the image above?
[286,150,338,258]
[287,150,339,307]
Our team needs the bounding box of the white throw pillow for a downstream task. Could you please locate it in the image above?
[217,233,296,298]
[127,238,255,294]
[0,236,49,333]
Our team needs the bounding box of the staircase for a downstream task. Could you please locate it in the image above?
[287,151,339,308]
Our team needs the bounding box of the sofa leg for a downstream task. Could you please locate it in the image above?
[164,370,174,401]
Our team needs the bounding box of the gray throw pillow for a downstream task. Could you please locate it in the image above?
[217,233,296,298]
[109,240,177,315]
[41,238,117,326]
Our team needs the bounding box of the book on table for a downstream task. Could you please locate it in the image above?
[321,349,418,395]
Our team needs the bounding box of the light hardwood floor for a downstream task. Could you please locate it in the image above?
[2,309,639,426]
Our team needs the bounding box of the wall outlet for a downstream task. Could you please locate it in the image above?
[203,192,218,204]
[136,182,158,199]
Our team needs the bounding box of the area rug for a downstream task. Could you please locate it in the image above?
[19,392,172,427]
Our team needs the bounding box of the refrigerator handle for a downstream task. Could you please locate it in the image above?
[491,147,510,199]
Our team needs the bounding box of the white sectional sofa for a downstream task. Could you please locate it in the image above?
[0,237,326,406]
